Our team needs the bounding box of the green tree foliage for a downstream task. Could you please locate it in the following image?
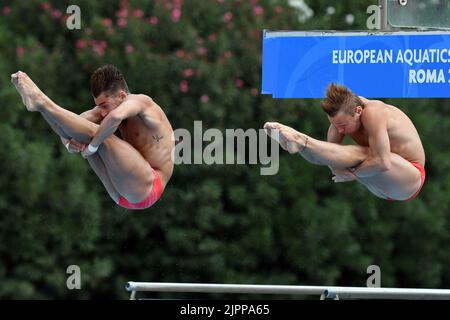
[0,0,449,299]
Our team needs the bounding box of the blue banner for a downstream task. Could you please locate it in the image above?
[262,31,450,98]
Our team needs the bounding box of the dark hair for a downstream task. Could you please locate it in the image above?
[321,83,363,117]
[90,64,130,98]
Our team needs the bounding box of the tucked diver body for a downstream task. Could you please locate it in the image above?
[264,83,426,201]
[11,65,174,210]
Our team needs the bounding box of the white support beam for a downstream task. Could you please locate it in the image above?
[126,282,450,300]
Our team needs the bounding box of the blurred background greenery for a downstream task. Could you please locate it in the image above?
[0,0,449,299]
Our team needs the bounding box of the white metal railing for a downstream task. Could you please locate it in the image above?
[126,282,450,300]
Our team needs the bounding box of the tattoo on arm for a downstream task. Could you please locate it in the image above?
[153,134,164,142]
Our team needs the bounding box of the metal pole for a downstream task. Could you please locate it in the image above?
[126,282,450,300]
[379,0,389,30]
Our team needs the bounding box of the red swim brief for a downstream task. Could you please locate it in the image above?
[118,169,163,210]
[387,162,425,202]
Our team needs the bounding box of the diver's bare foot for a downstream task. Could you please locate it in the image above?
[264,122,307,154]
[11,71,46,112]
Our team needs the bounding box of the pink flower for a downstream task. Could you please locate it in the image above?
[274,5,283,13]
[224,51,232,59]
[251,88,258,96]
[16,46,25,58]
[116,9,128,18]
[126,44,134,54]
[183,69,194,78]
[92,47,104,56]
[76,39,87,49]
[52,9,62,18]
[171,8,181,22]
[2,6,11,15]
[223,12,233,22]
[250,0,259,4]
[208,34,217,42]
[133,9,144,18]
[148,16,158,25]
[91,40,107,56]
[176,50,185,58]
[102,18,112,27]
[179,80,189,93]
[41,2,51,10]
[117,18,127,28]
[253,6,264,16]
[197,47,207,56]
[217,0,224,3]
[235,79,244,88]
[200,95,209,103]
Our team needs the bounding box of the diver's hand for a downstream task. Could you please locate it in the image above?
[331,167,357,183]
[65,139,87,154]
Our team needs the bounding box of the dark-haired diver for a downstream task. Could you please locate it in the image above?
[11,65,174,209]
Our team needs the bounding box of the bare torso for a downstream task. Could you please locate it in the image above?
[349,97,425,167]
[114,94,174,188]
